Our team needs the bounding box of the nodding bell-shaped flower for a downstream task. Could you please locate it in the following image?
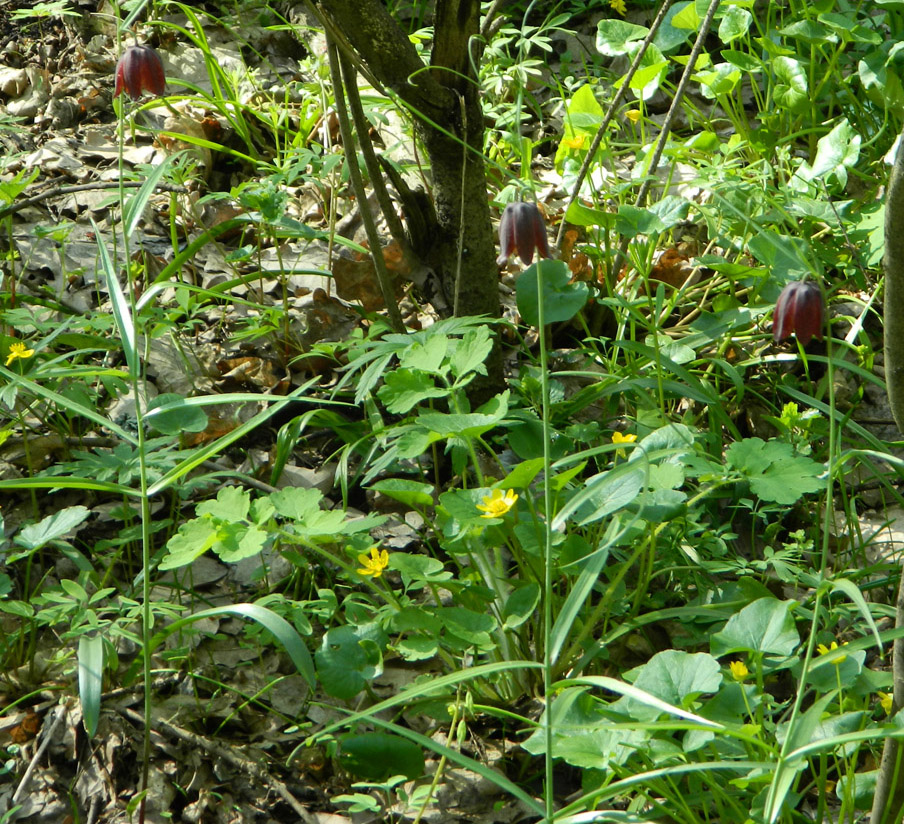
[114,44,166,100]
[497,201,552,267]
[773,280,825,346]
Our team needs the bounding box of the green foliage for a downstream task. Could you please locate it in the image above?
[1,0,903,819]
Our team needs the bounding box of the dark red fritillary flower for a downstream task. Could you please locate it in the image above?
[497,201,552,266]
[773,280,825,345]
[114,44,166,100]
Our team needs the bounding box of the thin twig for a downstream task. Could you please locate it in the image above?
[11,699,72,804]
[605,0,722,292]
[326,36,405,332]
[118,706,318,823]
[554,0,676,249]
[0,180,188,221]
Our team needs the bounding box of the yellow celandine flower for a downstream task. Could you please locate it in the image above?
[562,133,587,151]
[357,547,389,578]
[477,488,518,519]
[816,640,847,665]
[5,341,34,367]
[610,0,627,15]
[879,692,894,716]
[729,660,749,682]
[625,109,641,124]
[612,431,637,458]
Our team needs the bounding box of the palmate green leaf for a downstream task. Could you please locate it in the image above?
[773,56,808,112]
[718,5,751,42]
[792,118,861,191]
[710,597,800,658]
[377,368,448,414]
[610,650,723,721]
[448,325,493,380]
[805,646,865,693]
[516,260,589,326]
[216,523,267,563]
[270,486,323,520]
[436,606,497,649]
[399,334,448,374]
[369,478,435,508]
[394,636,438,662]
[725,437,823,504]
[316,625,385,700]
[654,1,695,51]
[198,486,251,521]
[416,391,509,437]
[159,517,218,570]
[146,393,208,435]
[522,687,647,769]
[339,733,425,781]
[695,62,742,99]
[502,583,540,630]
[616,205,666,237]
[596,19,648,56]
[390,553,451,587]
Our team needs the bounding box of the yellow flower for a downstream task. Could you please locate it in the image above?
[729,660,749,682]
[357,547,389,578]
[562,133,587,151]
[610,0,627,15]
[612,431,637,458]
[879,692,894,716]
[625,109,641,124]
[5,341,34,367]
[816,640,847,665]
[477,488,518,519]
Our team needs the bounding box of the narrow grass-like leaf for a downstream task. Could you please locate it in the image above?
[122,156,174,241]
[92,218,137,377]
[560,676,724,729]
[307,660,543,743]
[78,632,104,737]
[146,378,323,496]
[345,711,546,817]
[0,477,135,496]
[0,365,136,444]
[556,760,769,820]
[149,603,315,688]
[831,577,883,653]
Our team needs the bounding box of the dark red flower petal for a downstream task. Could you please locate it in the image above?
[773,280,825,345]
[497,202,551,266]
[114,45,165,100]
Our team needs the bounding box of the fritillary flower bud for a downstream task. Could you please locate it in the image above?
[114,44,166,100]
[497,202,552,267]
[773,280,825,346]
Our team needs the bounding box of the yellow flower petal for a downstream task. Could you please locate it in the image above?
[5,341,35,367]
[729,660,749,682]
[477,488,518,519]
[357,547,389,578]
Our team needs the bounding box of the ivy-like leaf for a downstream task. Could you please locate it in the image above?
[726,438,823,504]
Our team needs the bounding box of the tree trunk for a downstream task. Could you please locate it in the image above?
[314,0,502,395]
[872,126,904,824]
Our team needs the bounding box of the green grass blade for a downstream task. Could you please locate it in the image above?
[78,632,104,737]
